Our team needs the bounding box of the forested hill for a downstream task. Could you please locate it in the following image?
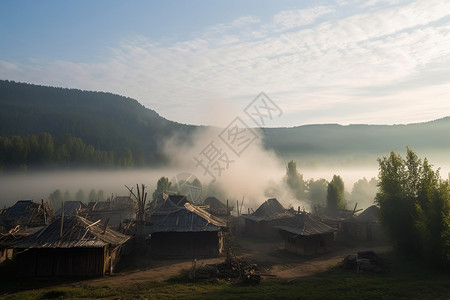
[1,80,449,171]
[261,116,450,165]
[0,80,196,169]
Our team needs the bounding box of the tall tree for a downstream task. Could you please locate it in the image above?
[376,148,450,268]
[307,178,328,206]
[285,160,306,200]
[349,177,378,208]
[327,175,345,211]
[152,176,172,201]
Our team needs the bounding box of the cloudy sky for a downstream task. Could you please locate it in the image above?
[1,0,450,127]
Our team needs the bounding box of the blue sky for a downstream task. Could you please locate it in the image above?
[1,0,450,127]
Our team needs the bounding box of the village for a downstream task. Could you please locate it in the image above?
[0,184,387,283]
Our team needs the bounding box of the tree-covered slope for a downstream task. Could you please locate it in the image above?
[261,117,450,159]
[1,80,449,170]
[0,80,196,157]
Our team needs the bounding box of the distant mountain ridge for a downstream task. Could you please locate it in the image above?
[262,116,450,156]
[0,80,196,158]
[1,80,449,168]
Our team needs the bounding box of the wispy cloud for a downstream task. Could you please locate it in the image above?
[1,0,449,126]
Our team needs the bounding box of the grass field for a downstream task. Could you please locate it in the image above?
[0,251,448,300]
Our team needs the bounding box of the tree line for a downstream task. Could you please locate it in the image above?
[48,188,107,210]
[284,160,378,211]
[0,132,163,171]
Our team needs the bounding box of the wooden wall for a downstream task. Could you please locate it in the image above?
[15,247,106,277]
[148,231,223,257]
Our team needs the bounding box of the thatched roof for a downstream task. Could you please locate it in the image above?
[203,197,231,216]
[12,215,130,248]
[276,213,336,236]
[146,203,227,233]
[55,201,87,216]
[150,195,188,216]
[0,225,44,247]
[356,205,380,222]
[242,198,294,222]
[1,200,53,227]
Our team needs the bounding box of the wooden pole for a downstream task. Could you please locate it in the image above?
[41,199,47,224]
[60,201,64,240]
[352,203,358,215]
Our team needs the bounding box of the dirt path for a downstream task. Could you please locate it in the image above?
[76,257,224,287]
[74,240,392,288]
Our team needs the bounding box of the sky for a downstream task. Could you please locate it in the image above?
[1,0,450,127]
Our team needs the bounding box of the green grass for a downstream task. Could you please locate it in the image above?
[1,252,449,300]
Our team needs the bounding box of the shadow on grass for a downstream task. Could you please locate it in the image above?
[157,251,450,300]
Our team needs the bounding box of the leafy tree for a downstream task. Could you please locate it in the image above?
[75,189,86,203]
[285,160,306,200]
[118,147,134,168]
[88,189,97,202]
[307,178,328,206]
[63,190,72,202]
[349,177,378,208]
[332,175,345,200]
[152,177,172,201]
[48,189,63,210]
[376,148,450,269]
[326,175,345,211]
[96,190,105,202]
[327,181,343,211]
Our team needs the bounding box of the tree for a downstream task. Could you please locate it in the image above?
[332,175,345,200]
[88,189,97,202]
[285,160,306,200]
[152,177,172,201]
[96,190,105,202]
[349,177,378,208]
[327,175,345,211]
[376,149,419,253]
[307,178,328,206]
[376,148,450,268]
[118,147,134,168]
[327,181,343,211]
[48,189,63,210]
[75,189,86,203]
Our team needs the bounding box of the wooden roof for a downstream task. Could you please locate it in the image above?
[242,198,294,222]
[12,215,130,249]
[146,203,227,233]
[276,213,336,236]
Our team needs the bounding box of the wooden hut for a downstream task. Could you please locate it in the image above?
[276,213,336,255]
[86,199,135,229]
[0,226,43,264]
[11,215,130,277]
[0,200,54,230]
[146,203,227,257]
[339,205,384,241]
[149,194,188,225]
[242,198,294,238]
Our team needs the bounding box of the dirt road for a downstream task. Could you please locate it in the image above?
[76,239,391,287]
